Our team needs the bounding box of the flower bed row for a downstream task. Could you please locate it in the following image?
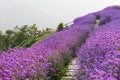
[94,6,120,25]
[0,13,97,80]
[76,6,120,80]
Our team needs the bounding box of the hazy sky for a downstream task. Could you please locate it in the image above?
[0,0,120,32]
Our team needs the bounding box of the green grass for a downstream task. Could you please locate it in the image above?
[48,53,72,80]
[36,32,53,41]
[18,31,54,48]
[32,32,53,46]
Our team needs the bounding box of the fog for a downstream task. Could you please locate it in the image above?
[0,0,120,32]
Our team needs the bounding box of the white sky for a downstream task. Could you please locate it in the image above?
[0,0,120,32]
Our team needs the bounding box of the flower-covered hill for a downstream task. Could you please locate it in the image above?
[1,5,120,80]
[75,6,120,80]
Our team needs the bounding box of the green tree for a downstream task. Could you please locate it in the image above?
[16,24,40,47]
[28,24,39,38]
[5,30,16,48]
[0,31,7,51]
[15,25,29,45]
[57,22,64,32]
[2,24,41,50]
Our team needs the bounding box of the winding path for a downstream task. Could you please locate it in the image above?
[61,58,79,80]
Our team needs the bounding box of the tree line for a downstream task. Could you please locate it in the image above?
[0,22,67,51]
[0,24,42,51]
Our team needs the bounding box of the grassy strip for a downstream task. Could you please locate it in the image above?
[48,53,72,80]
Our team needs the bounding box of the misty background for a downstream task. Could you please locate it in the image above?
[0,0,120,32]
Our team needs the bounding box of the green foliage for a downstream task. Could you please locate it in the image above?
[0,24,54,51]
[36,32,53,41]
[23,38,36,47]
[48,53,71,80]
[57,22,64,32]
[0,31,6,51]
[0,24,42,51]
[0,24,55,51]
[18,37,36,47]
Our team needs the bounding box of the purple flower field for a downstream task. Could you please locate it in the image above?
[1,5,120,80]
[0,12,96,80]
[75,6,120,80]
